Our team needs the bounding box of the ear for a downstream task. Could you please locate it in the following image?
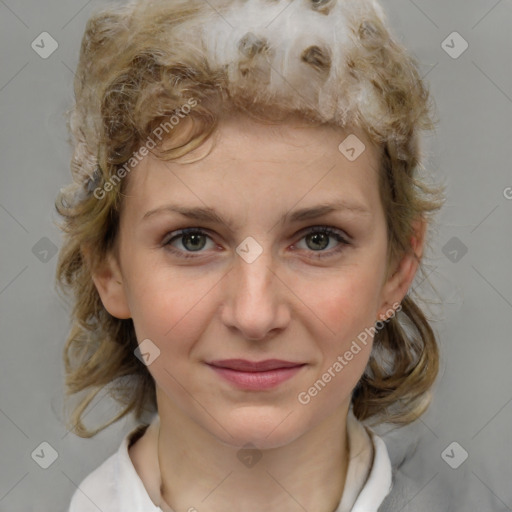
[83,246,131,320]
[377,216,427,320]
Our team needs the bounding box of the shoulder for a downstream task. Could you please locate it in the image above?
[67,424,151,512]
[375,422,470,512]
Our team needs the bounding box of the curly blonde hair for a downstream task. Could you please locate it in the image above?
[55,0,445,437]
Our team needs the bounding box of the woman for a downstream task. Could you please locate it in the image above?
[55,0,445,510]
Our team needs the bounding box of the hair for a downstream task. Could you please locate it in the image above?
[54,0,445,437]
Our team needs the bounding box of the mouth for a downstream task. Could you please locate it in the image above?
[206,359,306,390]
[207,359,305,371]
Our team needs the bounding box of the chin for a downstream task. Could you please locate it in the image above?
[210,407,307,450]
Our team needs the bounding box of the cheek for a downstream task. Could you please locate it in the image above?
[301,281,377,407]
[125,266,217,349]
[296,265,382,389]
[302,266,382,340]
[126,275,214,395]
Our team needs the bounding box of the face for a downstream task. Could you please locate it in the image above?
[92,113,419,449]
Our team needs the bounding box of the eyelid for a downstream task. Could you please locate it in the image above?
[296,224,351,242]
[162,224,351,241]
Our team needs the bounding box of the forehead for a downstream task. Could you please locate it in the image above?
[121,114,382,224]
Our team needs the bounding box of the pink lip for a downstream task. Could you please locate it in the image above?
[206,359,306,390]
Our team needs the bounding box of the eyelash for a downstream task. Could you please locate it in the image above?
[162,226,351,260]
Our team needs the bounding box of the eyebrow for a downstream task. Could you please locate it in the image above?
[142,200,371,228]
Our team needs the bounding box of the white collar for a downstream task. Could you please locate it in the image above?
[338,408,393,511]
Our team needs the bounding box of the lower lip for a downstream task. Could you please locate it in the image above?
[208,365,305,390]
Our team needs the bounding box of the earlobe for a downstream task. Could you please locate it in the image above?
[84,247,132,320]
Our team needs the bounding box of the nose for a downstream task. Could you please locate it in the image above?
[220,244,291,342]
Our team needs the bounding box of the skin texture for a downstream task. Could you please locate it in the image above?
[90,112,425,512]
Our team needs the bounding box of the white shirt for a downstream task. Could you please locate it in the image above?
[68,408,392,512]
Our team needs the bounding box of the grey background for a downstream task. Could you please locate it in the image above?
[1,0,511,511]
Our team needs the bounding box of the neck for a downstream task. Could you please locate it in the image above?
[155,389,350,512]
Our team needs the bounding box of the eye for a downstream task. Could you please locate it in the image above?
[162,228,216,259]
[162,225,350,260]
[292,226,350,259]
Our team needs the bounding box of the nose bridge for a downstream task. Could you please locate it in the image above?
[234,235,278,305]
[223,235,288,340]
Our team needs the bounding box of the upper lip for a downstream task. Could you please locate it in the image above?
[207,359,305,372]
